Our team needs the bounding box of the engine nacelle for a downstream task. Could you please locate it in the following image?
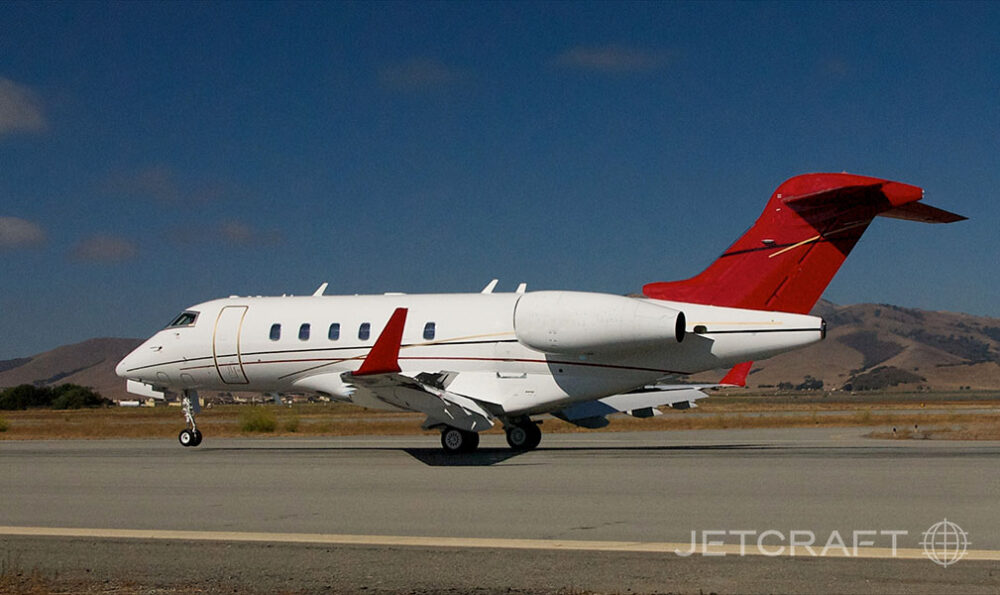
[513,291,685,355]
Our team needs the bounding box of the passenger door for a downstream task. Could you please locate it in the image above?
[214,306,249,384]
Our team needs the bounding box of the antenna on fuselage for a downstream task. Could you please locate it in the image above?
[480,279,499,294]
[313,282,329,296]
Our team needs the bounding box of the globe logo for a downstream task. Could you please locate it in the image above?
[920,519,969,567]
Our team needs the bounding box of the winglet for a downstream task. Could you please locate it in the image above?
[353,308,408,376]
[720,361,752,387]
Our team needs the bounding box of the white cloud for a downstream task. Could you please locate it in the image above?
[0,77,47,137]
[552,45,673,73]
[0,216,45,248]
[102,165,231,204]
[103,165,179,202]
[71,235,138,263]
[166,219,282,248]
[219,220,282,247]
[379,58,460,91]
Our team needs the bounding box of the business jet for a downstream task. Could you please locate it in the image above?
[116,173,964,452]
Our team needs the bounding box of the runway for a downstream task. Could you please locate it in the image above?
[2,428,999,593]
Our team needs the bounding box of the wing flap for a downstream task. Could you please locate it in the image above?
[346,371,494,431]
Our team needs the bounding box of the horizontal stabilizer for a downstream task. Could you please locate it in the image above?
[878,202,967,224]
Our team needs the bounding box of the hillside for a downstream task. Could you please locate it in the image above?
[0,338,142,402]
[1,300,999,402]
[692,300,1000,391]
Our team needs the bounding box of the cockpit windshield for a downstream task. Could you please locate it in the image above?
[167,311,199,328]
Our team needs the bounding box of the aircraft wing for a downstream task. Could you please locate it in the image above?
[550,386,709,428]
[343,370,496,432]
[551,362,751,428]
[329,307,496,432]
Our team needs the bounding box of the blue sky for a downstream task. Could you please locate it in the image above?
[1,1,997,360]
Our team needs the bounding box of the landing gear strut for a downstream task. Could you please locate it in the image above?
[440,427,480,453]
[178,390,203,447]
[505,420,541,451]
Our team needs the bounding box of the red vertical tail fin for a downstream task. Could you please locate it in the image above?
[643,173,965,314]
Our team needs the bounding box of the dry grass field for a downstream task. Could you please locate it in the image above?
[1,391,998,441]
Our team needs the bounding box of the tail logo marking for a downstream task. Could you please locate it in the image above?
[767,221,870,259]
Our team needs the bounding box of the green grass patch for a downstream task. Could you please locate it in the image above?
[284,417,300,433]
[239,407,277,433]
[0,416,7,432]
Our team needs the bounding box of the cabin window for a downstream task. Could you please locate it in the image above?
[423,322,436,340]
[358,322,371,340]
[299,323,311,341]
[328,323,340,340]
[167,311,198,328]
[269,323,281,341]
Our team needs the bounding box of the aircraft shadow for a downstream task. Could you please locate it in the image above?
[204,445,528,466]
[201,442,983,468]
[403,447,527,466]
[401,443,772,466]
[204,443,778,467]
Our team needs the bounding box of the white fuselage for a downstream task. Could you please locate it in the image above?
[116,290,823,417]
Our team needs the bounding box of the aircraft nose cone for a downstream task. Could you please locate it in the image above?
[116,349,139,378]
[115,356,129,378]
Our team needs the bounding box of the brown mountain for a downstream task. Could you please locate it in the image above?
[2,301,999,402]
[0,338,142,402]
[692,300,1000,390]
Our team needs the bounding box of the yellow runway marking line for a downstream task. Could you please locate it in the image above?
[1,526,999,561]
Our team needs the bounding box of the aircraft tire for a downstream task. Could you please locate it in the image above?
[441,428,479,453]
[524,423,542,450]
[191,430,203,447]
[179,429,195,447]
[506,423,542,451]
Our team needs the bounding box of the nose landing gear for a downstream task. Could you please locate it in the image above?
[179,428,202,447]
[178,390,203,447]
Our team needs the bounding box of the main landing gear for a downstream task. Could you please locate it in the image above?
[440,427,480,453]
[178,390,203,447]
[505,420,542,451]
[438,418,542,454]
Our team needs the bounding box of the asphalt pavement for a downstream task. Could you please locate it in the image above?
[2,428,998,593]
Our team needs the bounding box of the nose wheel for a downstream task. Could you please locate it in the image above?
[178,390,203,447]
[179,428,203,447]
